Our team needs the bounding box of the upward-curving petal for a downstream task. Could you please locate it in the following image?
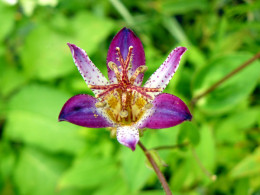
[59,94,113,128]
[139,93,192,129]
[144,47,187,96]
[116,126,139,151]
[67,43,109,96]
[107,28,145,85]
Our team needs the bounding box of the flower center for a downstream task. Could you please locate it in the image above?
[89,46,162,126]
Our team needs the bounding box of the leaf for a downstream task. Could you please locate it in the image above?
[0,2,15,41]
[58,155,118,189]
[4,84,86,154]
[21,12,114,80]
[192,53,260,114]
[14,147,69,195]
[0,60,26,98]
[216,108,259,143]
[121,145,152,192]
[93,178,129,195]
[195,125,216,172]
[160,0,208,15]
[178,121,200,146]
[20,24,74,80]
[230,147,260,178]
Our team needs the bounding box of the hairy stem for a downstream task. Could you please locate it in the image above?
[191,148,217,181]
[191,52,260,105]
[149,142,189,151]
[138,141,172,195]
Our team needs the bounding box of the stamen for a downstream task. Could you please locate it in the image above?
[116,47,124,67]
[95,101,107,108]
[124,46,133,70]
[121,92,127,110]
[108,61,121,82]
[88,84,119,90]
[119,110,128,118]
[96,85,120,99]
[130,65,148,84]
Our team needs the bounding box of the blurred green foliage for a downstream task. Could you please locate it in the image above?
[0,0,259,194]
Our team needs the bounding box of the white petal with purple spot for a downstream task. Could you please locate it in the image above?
[116,126,139,151]
[144,47,187,96]
[68,43,109,96]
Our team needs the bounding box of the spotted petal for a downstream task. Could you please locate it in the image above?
[59,94,113,128]
[67,43,109,96]
[107,28,145,86]
[116,126,139,151]
[144,47,187,96]
[139,93,192,129]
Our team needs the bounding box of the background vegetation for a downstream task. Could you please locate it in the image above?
[0,0,259,194]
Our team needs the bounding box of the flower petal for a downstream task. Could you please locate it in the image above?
[116,126,139,151]
[107,27,145,85]
[144,47,187,95]
[67,43,109,96]
[59,94,113,128]
[139,93,192,129]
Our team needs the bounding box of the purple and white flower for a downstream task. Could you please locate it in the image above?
[59,27,192,151]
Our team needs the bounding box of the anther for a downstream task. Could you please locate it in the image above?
[108,61,121,82]
[119,110,128,118]
[130,65,148,84]
[95,101,107,108]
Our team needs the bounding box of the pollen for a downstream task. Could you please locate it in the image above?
[135,97,146,109]
[107,95,119,109]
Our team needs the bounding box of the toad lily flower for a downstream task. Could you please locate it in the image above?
[59,27,192,151]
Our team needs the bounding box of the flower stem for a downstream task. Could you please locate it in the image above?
[191,147,217,181]
[190,52,260,106]
[149,142,189,151]
[138,141,172,195]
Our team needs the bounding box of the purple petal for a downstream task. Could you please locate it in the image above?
[59,94,113,128]
[67,43,109,96]
[144,47,187,95]
[139,93,192,129]
[116,126,139,151]
[107,27,145,85]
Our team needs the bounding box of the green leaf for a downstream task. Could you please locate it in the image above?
[195,125,216,172]
[192,53,260,114]
[14,147,69,195]
[93,178,129,195]
[0,141,15,180]
[58,155,118,189]
[0,2,15,41]
[216,107,259,143]
[160,0,208,15]
[121,144,152,192]
[230,147,260,178]
[0,60,26,98]
[4,84,86,154]
[20,24,74,80]
[178,122,200,146]
[21,12,114,81]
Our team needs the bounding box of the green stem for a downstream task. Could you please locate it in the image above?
[138,141,172,195]
[149,142,189,151]
[191,52,260,106]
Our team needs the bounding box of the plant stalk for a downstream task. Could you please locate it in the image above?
[138,141,172,195]
[191,52,260,105]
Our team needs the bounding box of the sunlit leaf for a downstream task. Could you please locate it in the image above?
[58,155,118,189]
[230,147,260,178]
[14,147,69,195]
[4,84,86,154]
